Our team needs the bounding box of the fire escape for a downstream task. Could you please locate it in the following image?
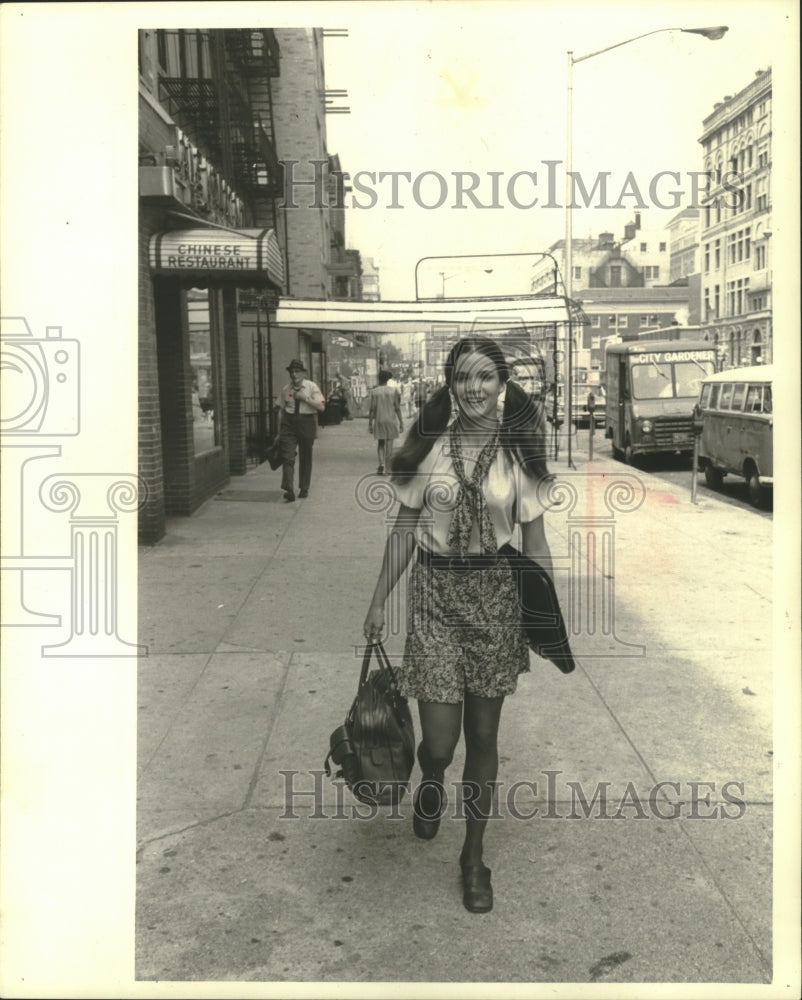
[158,29,282,234]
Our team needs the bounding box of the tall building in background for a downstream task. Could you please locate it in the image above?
[698,67,772,368]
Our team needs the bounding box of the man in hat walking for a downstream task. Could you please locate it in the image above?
[276,359,325,501]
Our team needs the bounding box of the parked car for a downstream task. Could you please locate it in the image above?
[509,356,545,401]
[545,382,605,428]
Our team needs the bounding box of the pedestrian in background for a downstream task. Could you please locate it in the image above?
[363,337,553,914]
[414,376,427,410]
[368,369,404,475]
[276,359,325,502]
[400,379,413,417]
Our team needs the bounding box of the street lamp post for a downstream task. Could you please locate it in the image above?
[564,25,728,304]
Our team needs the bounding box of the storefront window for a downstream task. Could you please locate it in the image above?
[187,288,220,455]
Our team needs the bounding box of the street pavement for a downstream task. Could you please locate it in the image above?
[137,416,775,987]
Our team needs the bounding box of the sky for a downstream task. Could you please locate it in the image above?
[321,0,794,301]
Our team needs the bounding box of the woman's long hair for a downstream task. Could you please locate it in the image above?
[391,337,549,483]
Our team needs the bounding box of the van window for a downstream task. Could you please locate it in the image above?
[763,385,772,413]
[731,383,746,411]
[745,385,763,412]
[718,383,733,410]
[709,384,720,409]
[700,384,712,408]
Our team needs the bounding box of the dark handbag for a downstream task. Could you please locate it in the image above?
[498,543,576,674]
[324,642,415,806]
[265,436,282,471]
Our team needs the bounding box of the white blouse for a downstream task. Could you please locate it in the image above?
[392,434,545,555]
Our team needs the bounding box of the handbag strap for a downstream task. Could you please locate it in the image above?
[359,642,408,724]
[359,641,399,688]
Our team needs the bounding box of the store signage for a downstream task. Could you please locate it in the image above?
[139,126,245,230]
[149,228,284,288]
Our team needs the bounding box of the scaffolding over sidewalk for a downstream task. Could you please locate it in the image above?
[274,290,588,466]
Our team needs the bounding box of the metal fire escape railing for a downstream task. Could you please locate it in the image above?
[225,29,280,78]
[158,76,224,166]
[224,31,283,221]
[157,30,283,220]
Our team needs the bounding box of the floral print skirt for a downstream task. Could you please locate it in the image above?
[400,554,530,704]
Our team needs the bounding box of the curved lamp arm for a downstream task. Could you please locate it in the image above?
[571,25,728,65]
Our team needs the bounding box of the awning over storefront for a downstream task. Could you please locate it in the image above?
[149,228,283,289]
[273,295,577,335]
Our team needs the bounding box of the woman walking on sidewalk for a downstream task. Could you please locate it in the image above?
[363,337,553,913]
[368,369,404,474]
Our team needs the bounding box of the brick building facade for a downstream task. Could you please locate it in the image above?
[138,28,351,542]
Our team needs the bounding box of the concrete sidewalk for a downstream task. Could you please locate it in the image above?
[136,418,773,985]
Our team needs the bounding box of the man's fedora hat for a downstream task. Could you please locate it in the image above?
[286,359,307,372]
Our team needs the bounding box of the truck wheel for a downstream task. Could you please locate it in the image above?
[704,465,724,489]
[624,437,637,466]
[747,470,766,508]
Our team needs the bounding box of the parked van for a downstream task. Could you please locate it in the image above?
[697,364,773,507]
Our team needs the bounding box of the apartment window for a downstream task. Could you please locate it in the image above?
[704,244,710,272]
[607,315,627,329]
[714,285,720,318]
[728,232,737,264]
[715,199,722,223]
[704,204,711,228]
[659,242,666,252]
[727,278,750,316]
[643,266,660,280]
[157,29,211,79]
[755,243,766,270]
[744,228,751,260]
[590,315,600,328]
[714,239,721,269]
[757,146,769,168]
[609,266,622,287]
[591,336,600,349]
[639,242,647,252]
[704,289,711,318]
[640,314,658,327]
[756,177,768,212]
[156,29,168,71]
[574,266,582,279]
[753,295,764,311]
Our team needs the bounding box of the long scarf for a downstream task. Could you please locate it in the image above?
[446,421,500,556]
